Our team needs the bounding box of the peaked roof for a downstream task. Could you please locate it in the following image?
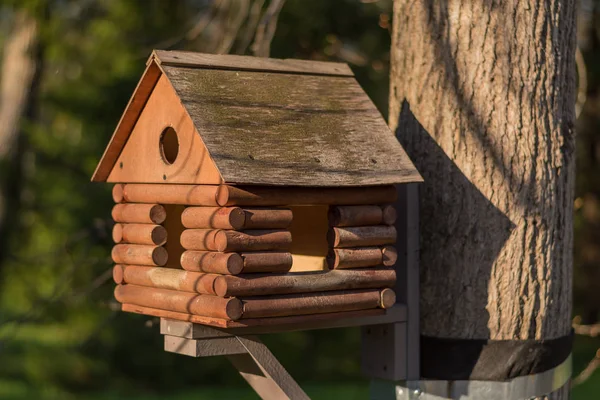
[92,50,422,186]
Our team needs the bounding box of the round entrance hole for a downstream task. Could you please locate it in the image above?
[159,127,179,165]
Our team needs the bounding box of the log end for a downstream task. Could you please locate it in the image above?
[226,253,244,275]
[214,230,228,252]
[326,249,339,269]
[216,185,230,207]
[326,228,339,247]
[112,265,125,284]
[112,184,125,203]
[149,204,167,224]
[230,207,246,230]
[181,229,220,251]
[382,205,397,225]
[382,246,398,267]
[380,288,396,309]
[112,224,123,243]
[113,284,124,303]
[151,225,168,246]
[213,276,228,297]
[226,297,243,320]
[152,246,169,266]
[110,246,119,263]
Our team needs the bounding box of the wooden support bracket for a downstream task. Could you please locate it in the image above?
[164,331,309,400]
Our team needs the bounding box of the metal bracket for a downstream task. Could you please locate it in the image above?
[370,354,572,400]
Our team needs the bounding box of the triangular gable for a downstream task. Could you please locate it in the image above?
[92,60,161,182]
[106,73,222,184]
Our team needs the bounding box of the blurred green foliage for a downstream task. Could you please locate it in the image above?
[0,0,394,397]
[0,0,598,399]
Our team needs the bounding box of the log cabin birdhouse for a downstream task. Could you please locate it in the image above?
[93,50,422,330]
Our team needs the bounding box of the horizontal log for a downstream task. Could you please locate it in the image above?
[112,265,218,295]
[381,246,398,267]
[240,252,293,273]
[111,203,166,224]
[112,224,167,245]
[241,289,393,319]
[327,247,383,269]
[114,284,242,320]
[112,244,168,266]
[180,229,220,251]
[242,208,293,229]
[327,246,397,269]
[181,207,246,230]
[181,207,293,230]
[328,205,383,227]
[328,226,396,248]
[214,268,396,297]
[215,230,292,252]
[180,251,243,275]
[116,184,220,206]
[216,185,397,206]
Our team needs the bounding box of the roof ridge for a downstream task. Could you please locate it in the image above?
[150,49,354,77]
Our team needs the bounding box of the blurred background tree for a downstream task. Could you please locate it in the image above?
[0,0,598,399]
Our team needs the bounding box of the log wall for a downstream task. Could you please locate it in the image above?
[110,183,399,326]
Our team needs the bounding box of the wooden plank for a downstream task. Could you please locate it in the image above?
[214,268,396,297]
[361,323,408,381]
[164,335,246,357]
[217,186,398,206]
[123,303,231,327]
[361,184,420,382]
[397,183,420,379]
[92,61,162,182]
[117,184,221,206]
[130,304,407,330]
[153,49,353,77]
[162,65,423,186]
[105,74,222,184]
[228,336,310,400]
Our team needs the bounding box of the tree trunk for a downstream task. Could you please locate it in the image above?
[390,1,576,398]
[0,9,42,276]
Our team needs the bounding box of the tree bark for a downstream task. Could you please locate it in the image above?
[0,9,42,276]
[390,1,576,398]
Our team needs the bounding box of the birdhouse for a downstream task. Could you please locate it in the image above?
[92,50,422,334]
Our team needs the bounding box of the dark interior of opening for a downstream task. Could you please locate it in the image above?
[159,126,179,165]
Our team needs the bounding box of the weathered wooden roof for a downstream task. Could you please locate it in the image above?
[92,50,422,186]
